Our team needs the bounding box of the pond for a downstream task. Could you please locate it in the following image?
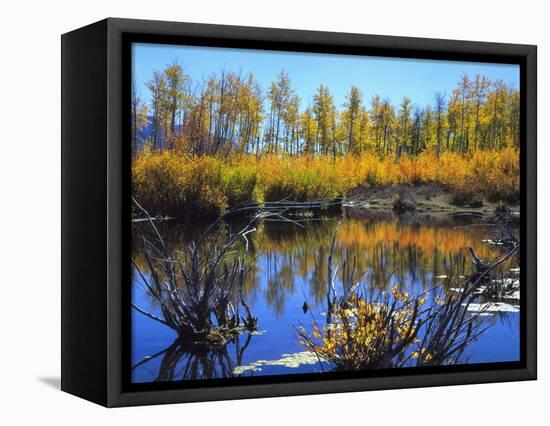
[131,211,520,383]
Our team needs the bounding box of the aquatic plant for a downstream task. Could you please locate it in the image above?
[297,223,520,369]
[233,351,323,375]
[298,279,488,369]
[131,197,259,345]
[132,197,338,346]
[298,289,426,369]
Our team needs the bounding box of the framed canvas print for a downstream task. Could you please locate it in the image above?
[61,18,537,407]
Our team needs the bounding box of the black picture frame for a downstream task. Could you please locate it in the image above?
[61,17,537,407]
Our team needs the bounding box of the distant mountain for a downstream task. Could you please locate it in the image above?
[134,117,153,149]
[134,116,184,150]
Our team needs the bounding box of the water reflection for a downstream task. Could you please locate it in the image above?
[132,212,520,382]
[133,333,255,382]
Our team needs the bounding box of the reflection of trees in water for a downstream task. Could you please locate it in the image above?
[337,219,476,290]
[132,215,518,315]
[256,217,516,307]
[134,333,253,382]
[264,252,298,317]
[299,220,520,371]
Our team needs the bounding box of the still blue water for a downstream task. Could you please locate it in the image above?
[131,216,520,383]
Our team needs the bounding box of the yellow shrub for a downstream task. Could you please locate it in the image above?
[298,290,421,370]
[132,148,520,218]
[132,150,227,220]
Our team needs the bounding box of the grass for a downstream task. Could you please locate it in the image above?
[132,148,520,219]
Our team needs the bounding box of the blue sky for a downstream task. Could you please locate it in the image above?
[132,43,519,109]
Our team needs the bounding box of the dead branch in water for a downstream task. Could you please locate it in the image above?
[132,196,340,346]
[298,220,520,370]
[132,197,260,343]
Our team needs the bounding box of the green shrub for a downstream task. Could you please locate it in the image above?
[222,164,262,208]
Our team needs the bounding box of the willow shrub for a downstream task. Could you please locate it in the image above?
[132,150,227,220]
[222,161,261,208]
[259,155,357,202]
[298,288,427,370]
[132,148,520,218]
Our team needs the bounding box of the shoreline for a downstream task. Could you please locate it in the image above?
[344,183,520,221]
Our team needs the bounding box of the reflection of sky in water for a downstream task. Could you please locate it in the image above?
[131,217,520,383]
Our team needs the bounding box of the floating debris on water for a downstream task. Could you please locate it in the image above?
[233,351,324,375]
[451,278,520,301]
[450,286,485,296]
[464,302,520,314]
[501,290,520,300]
[492,278,520,287]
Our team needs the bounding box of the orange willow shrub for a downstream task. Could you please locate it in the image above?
[475,147,520,202]
[354,148,519,202]
[132,150,227,219]
[132,148,519,217]
[298,288,427,370]
[443,148,520,204]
